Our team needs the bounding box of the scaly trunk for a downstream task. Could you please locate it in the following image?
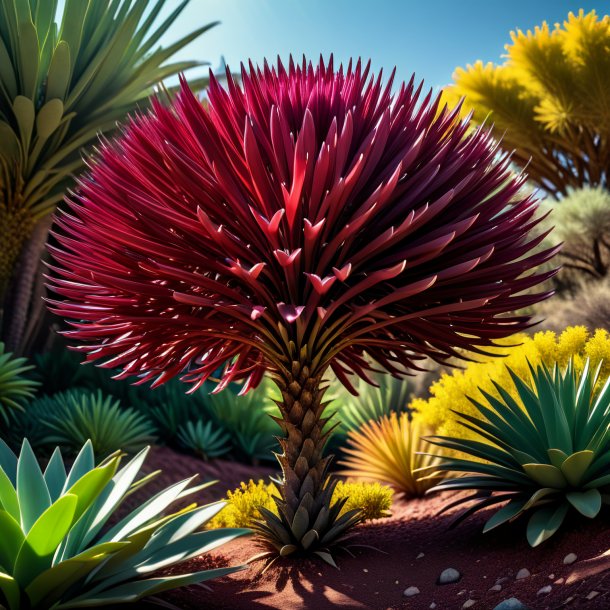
[254,359,361,561]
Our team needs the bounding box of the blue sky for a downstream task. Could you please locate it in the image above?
[158,0,606,90]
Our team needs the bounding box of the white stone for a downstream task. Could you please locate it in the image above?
[417,552,425,559]
[403,586,420,597]
[586,591,600,600]
[489,584,502,592]
[463,601,476,609]
[537,585,552,595]
[438,567,462,584]
[430,604,437,609]
[563,553,577,565]
[515,568,530,580]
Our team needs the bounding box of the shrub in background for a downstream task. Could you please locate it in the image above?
[0,439,248,608]
[0,0,218,353]
[413,327,610,441]
[339,413,444,498]
[428,360,610,546]
[445,10,610,197]
[178,419,232,460]
[544,187,610,283]
[208,479,392,530]
[0,341,38,424]
[47,56,556,561]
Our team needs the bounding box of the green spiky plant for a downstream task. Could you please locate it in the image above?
[427,359,610,546]
[178,419,232,460]
[0,341,38,424]
[0,0,219,352]
[0,438,249,608]
[43,389,157,457]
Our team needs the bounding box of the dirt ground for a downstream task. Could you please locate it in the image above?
[134,447,610,610]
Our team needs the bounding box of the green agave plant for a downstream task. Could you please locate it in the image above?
[427,359,610,546]
[43,389,157,458]
[0,0,218,349]
[0,341,38,424]
[178,419,232,460]
[0,438,249,608]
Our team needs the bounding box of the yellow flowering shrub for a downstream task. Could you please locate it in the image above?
[208,479,392,529]
[412,326,610,440]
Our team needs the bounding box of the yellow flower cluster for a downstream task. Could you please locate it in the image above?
[207,479,393,529]
[412,327,610,440]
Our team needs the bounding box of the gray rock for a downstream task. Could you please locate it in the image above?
[563,553,577,565]
[463,601,476,609]
[430,604,437,610]
[492,598,530,610]
[515,568,530,580]
[489,584,502,592]
[586,591,600,600]
[403,586,420,597]
[437,568,462,585]
[537,585,552,595]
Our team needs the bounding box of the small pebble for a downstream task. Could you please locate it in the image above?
[548,573,555,579]
[363,569,368,573]
[537,585,552,595]
[554,578,565,585]
[492,598,530,610]
[496,577,509,585]
[395,580,399,585]
[403,586,420,597]
[458,589,467,596]
[515,568,531,580]
[417,552,425,559]
[463,601,476,609]
[438,567,462,584]
[489,584,502,592]
[586,591,600,600]
[563,553,577,565]
[564,597,575,605]
[430,604,437,610]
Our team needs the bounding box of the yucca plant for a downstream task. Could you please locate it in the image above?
[445,10,610,197]
[0,0,218,351]
[339,413,444,498]
[48,56,557,562]
[43,389,157,457]
[0,438,248,608]
[178,419,232,460]
[427,360,610,546]
[0,341,38,424]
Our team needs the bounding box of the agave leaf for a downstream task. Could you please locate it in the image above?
[17,20,39,100]
[0,121,21,163]
[56,566,244,608]
[0,469,19,521]
[36,98,64,139]
[0,511,23,572]
[566,489,602,518]
[547,448,569,469]
[290,506,310,541]
[526,503,569,547]
[313,551,337,568]
[45,40,71,101]
[0,439,17,485]
[560,450,594,487]
[522,487,560,511]
[522,463,567,489]
[43,447,67,502]
[279,544,297,557]
[0,571,20,610]
[12,494,78,587]
[24,541,128,607]
[63,440,95,492]
[482,498,527,532]
[17,439,51,533]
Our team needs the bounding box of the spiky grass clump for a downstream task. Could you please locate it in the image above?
[43,389,157,457]
[428,360,610,546]
[339,413,444,497]
[48,56,556,561]
[0,342,39,424]
[178,419,232,460]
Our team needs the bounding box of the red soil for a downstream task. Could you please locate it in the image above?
[136,448,610,610]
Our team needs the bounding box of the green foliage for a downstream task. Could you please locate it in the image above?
[33,346,85,394]
[339,413,444,498]
[546,186,610,282]
[0,439,248,608]
[428,360,610,546]
[178,420,232,460]
[0,342,38,424]
[0,0,218,288]
[208,479,392,530]
[43,390,157,458]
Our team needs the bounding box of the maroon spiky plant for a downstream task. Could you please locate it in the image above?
[48,57,557,561]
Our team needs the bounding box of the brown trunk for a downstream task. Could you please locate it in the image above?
[254,360,361,560]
